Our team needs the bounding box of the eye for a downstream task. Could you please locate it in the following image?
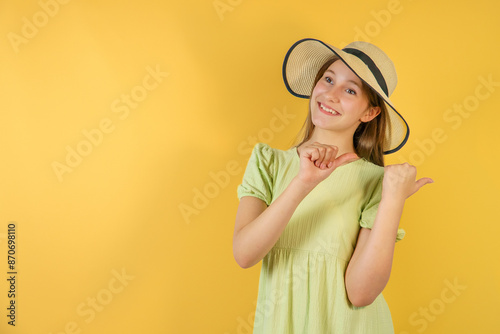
[346,88,356,95]
[325,76,333,84]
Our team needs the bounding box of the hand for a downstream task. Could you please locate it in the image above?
[382,163,434,200]
[295,142,359,188]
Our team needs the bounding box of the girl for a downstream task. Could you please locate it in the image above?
[233,38,433,333]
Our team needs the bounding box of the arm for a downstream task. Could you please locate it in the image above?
[345,163,433,307]
[233,142,359,269]
[344,195,405,307]
[233,177,315,269]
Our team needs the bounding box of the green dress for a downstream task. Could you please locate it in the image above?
[237,143,405,334]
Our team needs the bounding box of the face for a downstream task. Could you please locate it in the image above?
[310,60,380,134]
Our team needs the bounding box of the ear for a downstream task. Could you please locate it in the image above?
[360,106,381,123]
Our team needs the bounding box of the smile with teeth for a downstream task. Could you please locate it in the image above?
[318,102,340,115]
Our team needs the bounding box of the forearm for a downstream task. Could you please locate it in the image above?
[345,194,405,306]
[233,177,314,268]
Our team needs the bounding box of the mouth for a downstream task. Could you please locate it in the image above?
[317,102,340,116]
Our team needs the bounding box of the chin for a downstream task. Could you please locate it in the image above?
[311,115,334,129]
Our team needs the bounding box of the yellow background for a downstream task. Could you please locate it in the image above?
[0,0,498,333]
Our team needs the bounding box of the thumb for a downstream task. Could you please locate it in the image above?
[415,177,434,191]
[333,153,359,168]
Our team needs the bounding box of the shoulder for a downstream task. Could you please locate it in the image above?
[353,158,385,195]
[252,142,274,154]
[357,158,385,178]
[249,143,293,161]
[247,143,297,175]
[249,143,274,161]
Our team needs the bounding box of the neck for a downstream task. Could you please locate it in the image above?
[303,127,357,157]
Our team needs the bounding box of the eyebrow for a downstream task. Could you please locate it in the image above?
[325,70,361,88]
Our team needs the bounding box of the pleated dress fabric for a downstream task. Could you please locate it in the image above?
[237,143,405,334]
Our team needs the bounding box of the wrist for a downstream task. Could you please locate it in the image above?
[291,176,317,195]
[381,190,406,206]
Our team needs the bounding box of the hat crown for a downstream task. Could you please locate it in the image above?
[343,41,398,96]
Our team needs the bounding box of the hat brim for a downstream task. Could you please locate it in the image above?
[282,38,409,154]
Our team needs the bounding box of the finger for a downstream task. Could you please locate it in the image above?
[333,153,359,168]
[304,144,339,168]
[307,144,337,168]
[315,146,327,167]
[322,146,338,168]
[322,146,337,168]
[414,177,434,191]
[305,147,321,166]
[310,147,324,167]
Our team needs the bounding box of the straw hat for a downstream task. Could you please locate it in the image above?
[282,38,409,154]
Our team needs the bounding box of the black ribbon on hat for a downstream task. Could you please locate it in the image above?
[342,48,389,96]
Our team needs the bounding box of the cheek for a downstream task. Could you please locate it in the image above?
[309,86,321,108]
[344,98,368,113]
[311,81,328,95]
[354,100,370,114]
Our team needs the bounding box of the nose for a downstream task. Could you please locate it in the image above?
[324,84,340,103]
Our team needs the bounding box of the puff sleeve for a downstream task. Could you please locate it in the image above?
[359,175,406,242]
[237,143,275,206]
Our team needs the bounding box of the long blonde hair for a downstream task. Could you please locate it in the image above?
[290,57,391,167]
